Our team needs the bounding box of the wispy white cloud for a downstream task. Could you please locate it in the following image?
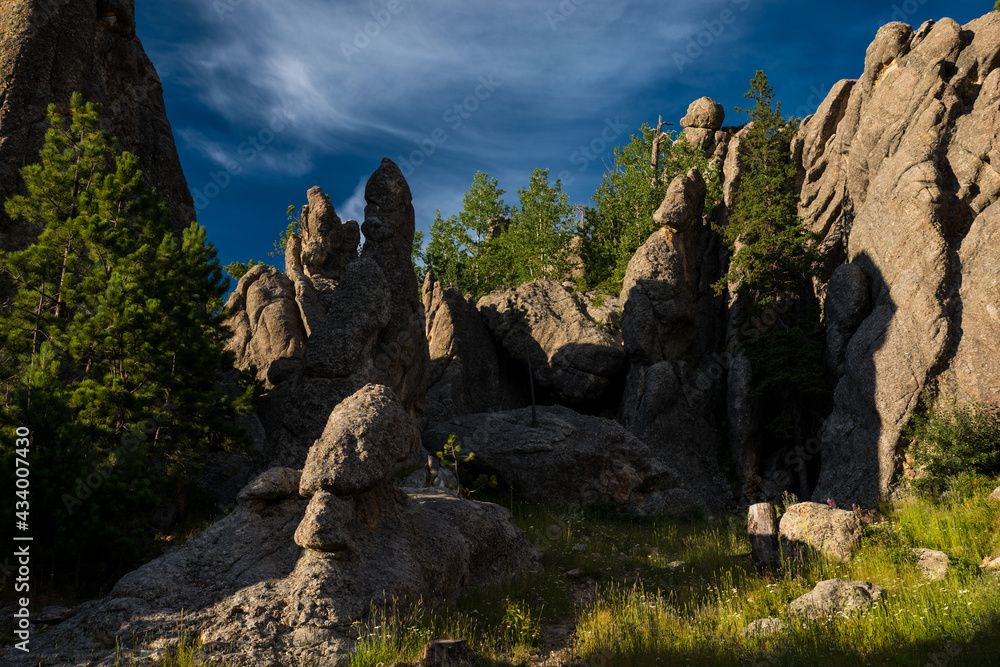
[157,0,745,173]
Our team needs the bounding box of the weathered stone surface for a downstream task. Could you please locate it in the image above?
[423,406,651,510]
[619,229,698,364]
[11,476,538,667]
[299,186,360,281]
[989,486,1000,501]
[361,158,431,419]
[653,168,707,233]
[225,265,307,387]
[303,257,391,380]
[0,0,195,252]
[823,262,872,376]
[617,360,733,516]
[681,96,725,130]
[423,272,521,426]
[788,579,884,621]
[300,384,422,497]
[421,639,479,666]
[796,15,1000,504]
[913,548,950,581]
[779,502,861,562]
[478,279,624,402]
[237,467,303,504]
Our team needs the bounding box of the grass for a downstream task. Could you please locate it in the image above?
[350,482,1000,666]
[100,479,1000,666]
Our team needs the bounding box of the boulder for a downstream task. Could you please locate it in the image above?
[422,406,651,510]
[988,486,1000,501]
[680,96,725,130]
[478,279,625,402]
[788,579,884,621]
[237,467,303,504]
[299,384,422,496]
[420,639,479,667]
[913,548,950,581]
[779,502,861,562]
[652,168,707,233]
[0,0,195,252]
[796,15,1000,504]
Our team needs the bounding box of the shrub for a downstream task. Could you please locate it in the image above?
[905,395,1000,491]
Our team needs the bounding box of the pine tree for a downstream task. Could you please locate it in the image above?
[713,72,827,496]
[0,94,250,591]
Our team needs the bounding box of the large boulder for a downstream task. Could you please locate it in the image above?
[779,502,861,563]
[788,579,885,621]
[10,386,540,666]
[422,405,652,510]
[478,279,625,402]
[681,96,725,130]
[299,384,422,496]
[422,272,523,426]
[653,168,707,233]
[0,0,195,252]
[795,15,1000,504]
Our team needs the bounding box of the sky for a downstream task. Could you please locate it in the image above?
[134,0,986,272]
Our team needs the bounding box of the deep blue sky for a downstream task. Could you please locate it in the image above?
[134,0,985,271]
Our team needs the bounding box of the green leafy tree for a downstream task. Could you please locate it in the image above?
[224,258,264,281]
[712,72,827,495]
[584,123,720,293]
[424,209,471,292]
[905,395,1000,491]
[0,94,249,591]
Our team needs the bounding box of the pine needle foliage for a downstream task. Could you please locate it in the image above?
[0,94,251,592]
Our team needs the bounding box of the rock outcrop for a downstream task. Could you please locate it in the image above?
[679,96,730,159]
[478,279,625,403]
[0,0,195,251]
[225,161,430,473]
[423,406,650,510]
[422,272,524,426]
[11,384,539,666]
[795,14,1000,504]
[617,167,733,516]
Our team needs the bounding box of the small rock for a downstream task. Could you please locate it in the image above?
[789,579,884,621]
[573,543,588,552]
[913,548,949,581]
[743,617,786,638]
[980,555,1000,574]
[988,486,1000,502]
[565,568,583,578]
[666,560,687,571]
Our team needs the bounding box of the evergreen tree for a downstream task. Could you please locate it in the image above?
[584,123,720,293]
[0,94,249,591]
[713,72,827,496]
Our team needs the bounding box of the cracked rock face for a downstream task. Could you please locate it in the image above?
[0,0,195,251]
[7,385,540,667]
[795,15,1000,504]
[478,279,625,403]
[223,161,429,473]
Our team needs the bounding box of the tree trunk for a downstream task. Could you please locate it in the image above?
[748,502,781,565]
